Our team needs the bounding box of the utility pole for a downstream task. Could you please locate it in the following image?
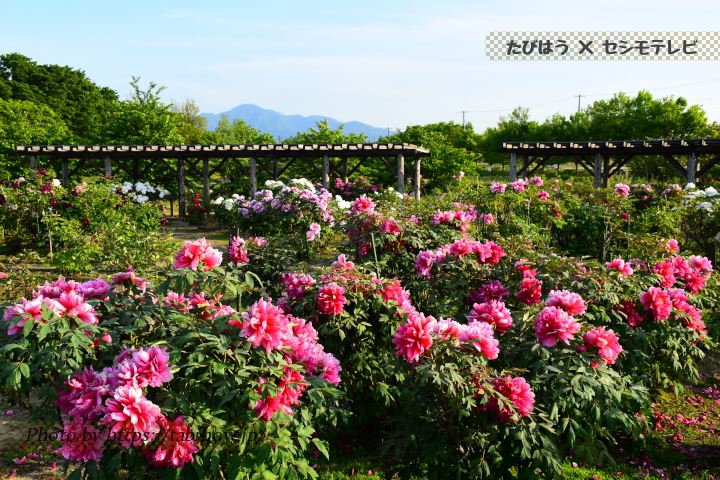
[575,94,585,113]
[461,110,468,128]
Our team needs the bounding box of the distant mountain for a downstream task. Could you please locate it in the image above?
[201,104,386,141]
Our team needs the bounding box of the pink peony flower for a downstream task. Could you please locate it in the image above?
[173,238,223,271]
[255,368,308,420]
[351,195,376,213]
[145,415,199,468]
[485,376,535,422]
[393,312,436,363]
[58,292,98,326]
[618,301,645,328]
[466,301,513,333]
[479,213,495,224]
[55,420,105,462]
[614,183,630,196]
[240,299,290,353]
[228,236,249,265]
[545,290,586,316]
[281,273,315,299]
[606,258,634,277]
[3,295,64,335]
[534,306,581,347]
[103,386,161,448]
[317,283,347,315]
[111,268,149,292]
[665,239,680,253]
[35,277,82,299]
[582,327,623,367]
[639,287,672,321]
[537,191,549,201]
[432,319,464,341]
[529,176,544,187]
[459,321,500,359]
[332,254,355,271]
[379,218,402,235]
[306,222,322,241]
[162,291,190,312]
[57,367,115,421]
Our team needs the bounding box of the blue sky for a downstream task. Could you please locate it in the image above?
[3,0,720,130]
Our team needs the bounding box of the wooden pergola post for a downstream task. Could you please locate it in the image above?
[396,153,405,194]
[249,157,257,197]
[413,156,421,200]
[593,153,602,188]
[602,154,610,187]
[29,155,37,170]
[177,158,186,218]
[520,155,529,177]
[202,158,210,203]
[322,155,330,189]
[103,156,112,177]
[61,159,70,187]
[509,153,517,181]
[687,152,698,184]
[342,159,349,181]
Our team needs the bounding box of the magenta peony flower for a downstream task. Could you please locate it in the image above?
[393,312,436,363]
[485,376,535,422]
[537,190,549,201]
[255,368,308,420]
[468,280,510,304]
[433,319,464,341]
[162,291,190,312]
[639,287,672,321]
[605,258,634,277]
[173,238,223,271]
[317,353,342,385]
[490,181,507,193]
[618,301,645,328]
[103,386,161,448]
[240,299,290,353]
[317,283,347,315]
[55,420,105,462]
[56,367,115,421]
[35,277,82,298]
[545,290,586,316]
[582,327,623,367]
[79,278,111,299]
[665,239,680,253]
[534,306,581,347]
[614,183,630,196]
[130,346,173,387]
[281,273,315,299]
[415,250,436,278]
[459,321,500,359]
[529,176,544,186]
[466,301,513,333]
[379,218,402,235]
[145,415,199,468]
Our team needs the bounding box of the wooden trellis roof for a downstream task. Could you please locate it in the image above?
[500,139,720,156]
[15,143,431,159]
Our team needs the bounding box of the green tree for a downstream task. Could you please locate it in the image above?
[171,98,212,144]
[0,98,72,176]
[0,53,117,142]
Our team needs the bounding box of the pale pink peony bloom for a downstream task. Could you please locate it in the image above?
[393,312,436,363]
[614,183,630,196]
[485,376,535,422]
[545,290,586,316]
[317,353,342,385]
[466,301,513,333]
[240,299,290,353]
[111,268,149,292]
[144,415,199,468]
[332,254,355,271]
[317,283,347,315]
[103,386,161,448]
[173,238,223,271]
[459,321,500,359]
[432,319,464,341]
[582,327,623,367]
[534,306,581,347]
[306,222,322,241]
[605,258,634,277]
[162,291,190,312]
[479,213,495,224]
[529,176,544,187]
[55,420,105,462]
[3,296,64,335]
[490,181,507,193]
[510,179,527,192]
[639,287,672,321]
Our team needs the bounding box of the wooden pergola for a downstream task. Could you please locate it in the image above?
[15,143,430,216]
[500,139,720,187]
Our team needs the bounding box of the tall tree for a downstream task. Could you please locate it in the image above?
[0,53,117,142]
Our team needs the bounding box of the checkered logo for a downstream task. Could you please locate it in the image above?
[486,32,720,60]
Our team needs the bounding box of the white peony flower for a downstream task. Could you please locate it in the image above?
[685,183,696,190]
[698,201,713,211]
[51,179,62,187]
[705,187,718,197]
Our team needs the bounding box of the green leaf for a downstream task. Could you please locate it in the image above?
[312,438,330,460]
